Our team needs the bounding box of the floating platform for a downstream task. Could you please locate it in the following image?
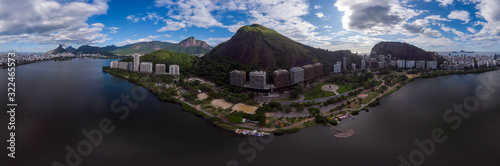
[334,129,354,138]
[327,123,354,138]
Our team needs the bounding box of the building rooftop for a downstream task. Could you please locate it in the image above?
[249,71,266,75]
[290,67,304,71]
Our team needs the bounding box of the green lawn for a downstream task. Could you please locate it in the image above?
[302,82,357,100]
[336,84,354,94]
[303,83,336,100]
[361,92,379,104]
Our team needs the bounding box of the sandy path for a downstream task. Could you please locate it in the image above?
[211,99,233,109]
[232,103,258,114]
[197,93,208,100]
[405,74,420,79]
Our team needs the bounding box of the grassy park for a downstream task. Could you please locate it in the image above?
[303,82,354,100]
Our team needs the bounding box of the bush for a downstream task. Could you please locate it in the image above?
[351,110,359,115]
[290,90,299,98]
[296,106,304,112]
[308,107,320,116]
[227,115,243,123]
[269,102,282,108]
[274,129,286,135]
[314,115,328,124]
[211,117,223,123]
[248,93,255,99]
[273,128,300,135]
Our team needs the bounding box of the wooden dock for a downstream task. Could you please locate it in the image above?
[327,123,354,138]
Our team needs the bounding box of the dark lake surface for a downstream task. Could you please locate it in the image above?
[1,58,500,165]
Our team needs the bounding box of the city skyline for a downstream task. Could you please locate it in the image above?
[0,0,499,53]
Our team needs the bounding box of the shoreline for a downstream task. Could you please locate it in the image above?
[102,66,500,136]
[1,56,127,69]
[102,67,281,135]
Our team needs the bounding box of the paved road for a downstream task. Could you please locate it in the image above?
[178,97,214,117]
[259,87,364,105]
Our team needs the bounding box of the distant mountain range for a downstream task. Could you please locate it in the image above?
[46,44,68,54]
[46,36,212,56]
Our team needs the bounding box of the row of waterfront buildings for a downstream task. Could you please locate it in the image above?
[359,52,499,71]
[441,54,498,70]
[230,62,323,90]
[359,53,439,70]
[331,53,439,73]
[0,52,109,66]
[0,52,76,65]
[110,54,180,75]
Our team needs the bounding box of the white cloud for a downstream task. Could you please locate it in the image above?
[474,0,500,36]
[154,0,224,31]
[0,23,110,45]
[226,22,246,33]
[402,36,457,47]
[448,10,471,23]
[117,34,172,46]
[205,37,231,46]
[330,30,350,37]
[313,5,321,9]
[437,0,454,6]
[150,0,324,45]
[245,0,320,42]
[315,12,325,19]
[157,19,187,32]
[0,0,109,45]
[430,0,500,49]
[334,0,424,35]
[425,15,451,21]
[440,25,464,36]
[108,27,119,34]
[402,19,442,37]
[421,28,442,37]
[467,27,476,33]
[117,35,172,46]
[209,29,215,32]
[324,26,333,29]
[126,15,140,23]
[322,35,384,53]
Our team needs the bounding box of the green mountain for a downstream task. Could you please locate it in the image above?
[120,49,197,74]
[76,45,116,56]
[106,37,212,56]
[196,24,359,83]
[371,42,438,61]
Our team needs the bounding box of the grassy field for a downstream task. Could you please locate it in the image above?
[346,99,361,109]
[303,82,355,100]
[336,83,354,94]
[303,83,336,100]
[361,92,379,104]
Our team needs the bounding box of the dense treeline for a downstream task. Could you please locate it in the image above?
[108,41,212,56]
[421,68,498,78]
[120,49,198,74]
[77,45,116,56]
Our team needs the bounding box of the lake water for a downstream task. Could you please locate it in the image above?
[1,58,500,165]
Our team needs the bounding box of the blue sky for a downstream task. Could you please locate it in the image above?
[1,0,499,53]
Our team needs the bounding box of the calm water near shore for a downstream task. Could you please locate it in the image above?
[2,58,500,165]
